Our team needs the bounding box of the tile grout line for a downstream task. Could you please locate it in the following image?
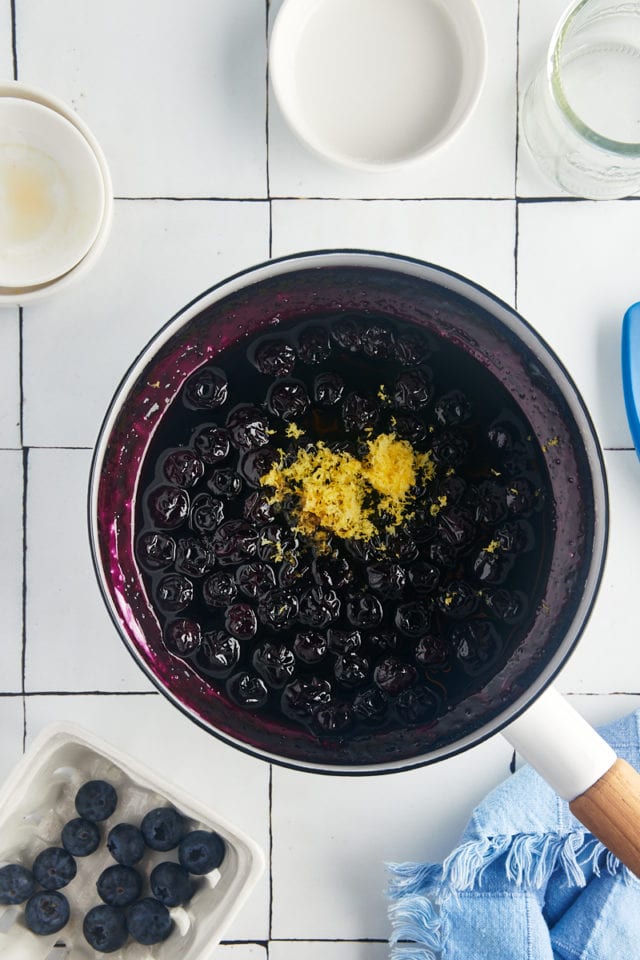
[513,0,521,310]
[20,446,28,752]
[10,0,17,80]
[268,762,274,951]
[265,0,273,261]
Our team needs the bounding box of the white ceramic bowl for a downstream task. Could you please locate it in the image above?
[270,0,487,171]
[0,82,113,307]
[0,722,264,959]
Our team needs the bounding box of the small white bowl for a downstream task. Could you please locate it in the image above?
[0,97,104,287]
[270,0,487,172]
[0,722,264,959]
[0,82,113,307]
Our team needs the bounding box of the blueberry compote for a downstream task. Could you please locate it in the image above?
[135,314,552,742]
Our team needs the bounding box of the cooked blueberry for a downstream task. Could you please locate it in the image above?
[472,548,513,585]
[150,861,192,907]
[189,493,224,534]
[97,864,142,907]
[146,485,190,529]
[225,603,258,641]
[346,594,383,628]
[25,891,69,936]
[434,390,471,426]
[312,555,353,590]
[191,424,231,463]
[395,602,431,637]
[366,562,406,598]
[83,903,127,952]
[395,686,439,724]
[483,588,526,622]
[226,404,271,451]
[197,631,240,677]
[140,807,188,852]
[353,685,389,723]
[162,449,204,488]
[393,369,432,410]
[296,326,331,364]
[227,671,269,709]
[428,540,458,568]
[126,898,173,945]
[431,432,468,467]
[183,365,228,410]
[266,379,309,423]
[471,481,507,525]
[277,554,312,589]
[450,620,502,676]
[212,520,258,564]
[331,316,363,350]
[327,628,361,654]
[75,780,118,822]
[487,419,517,451]
[156,573,194,612]
[313,702,354,734]
[239,447,280,487]
[334,653,370,687]
[32,847,76,891]
[363,322,395,359]
[178,830,225,874]
[374,657,417,695]
[256,523,298,561]
[394,329,432,364]
[282,677,332,719]
[313,371,345,406]
[436,581,479,618]
[0,863,35,904]
[437,473,467,503]
[342,392,379,433]
[107,823,145,867]
[384,530,420,562]
[175,537,214,577]
[299,586,341,627]
[243,491,277,525]
[236,561,276,598]
[203,571,238,607]
[136,531,176,570]
[389,412,427,442]
[368,631,397,652]
[408,561,440,594]
[294,630,328,663]
[415,633,449,668]
[437,507,476,549]
[494,520,535,554]
[207,467,243,499]
[258,588,299,630]
[252,339,296,377]
[253,642,296,688]
[506,477,538,514]
[164,619,202,656]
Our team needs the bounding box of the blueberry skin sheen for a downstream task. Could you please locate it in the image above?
[61,818,101,857]
[126,897,173,945]
[97,864,143,907]
[32,847,77,890]
[0,863,35,904]
[140,806,188,851]
[25,890,70,935]
[150,861,192,906]
[107,823,145,866]
[178,830,226,874]
[83,903,128,953]
[75,780,118,822]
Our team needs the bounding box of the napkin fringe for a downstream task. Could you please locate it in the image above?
[387,831,622,960]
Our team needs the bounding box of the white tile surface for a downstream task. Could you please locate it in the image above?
[268,0,517,199]
[272,198,516,305]
[25,448,153,691]
[271,943,389,960]
[0,309,21,448]
[22,199,270,448]
[271,737,513,940]
[0,697,23,782]
[24,693,270,941]
[0,1,12,81]
[16,0,268,198]
[0,451,23,693]
[517,200,639,449]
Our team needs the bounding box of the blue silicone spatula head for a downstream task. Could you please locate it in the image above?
[622,302,640,460]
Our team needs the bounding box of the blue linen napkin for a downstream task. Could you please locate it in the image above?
[387,710,640,959]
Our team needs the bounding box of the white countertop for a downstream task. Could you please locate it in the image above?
[2,1,640,958]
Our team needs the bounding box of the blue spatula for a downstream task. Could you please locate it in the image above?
[622,302,640,459]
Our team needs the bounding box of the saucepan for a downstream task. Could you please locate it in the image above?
[88,250,640,875]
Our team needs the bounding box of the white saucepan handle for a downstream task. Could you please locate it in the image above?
[504,687,640,877]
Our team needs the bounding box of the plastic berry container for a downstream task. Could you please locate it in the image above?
[0,722,264,958]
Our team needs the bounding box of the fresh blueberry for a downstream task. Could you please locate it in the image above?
[107,823,145,866]
[178,830,226,874]
[149,861,192,907]
[97,865,142,907]
[61,818,101,857]
[0,863,35,904]
[25,891,69,935]
[140,807,188,852]
[75,780,118,822]
[32,847,77,890]
[126,897,173,945]
[83,903,129,952]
